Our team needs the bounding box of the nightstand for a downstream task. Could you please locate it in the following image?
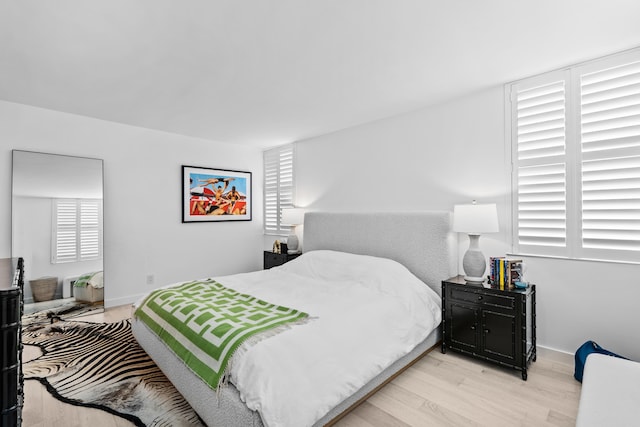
[441,275,536,380]
[263,251,301,269]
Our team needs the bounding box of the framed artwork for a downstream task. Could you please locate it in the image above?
[182,165,252,223]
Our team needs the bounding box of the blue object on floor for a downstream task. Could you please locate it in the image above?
[574,340,628,382]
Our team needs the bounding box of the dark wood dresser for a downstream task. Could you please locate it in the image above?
[1,257,25,426]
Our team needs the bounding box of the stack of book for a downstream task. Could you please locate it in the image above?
[489,257,523,290]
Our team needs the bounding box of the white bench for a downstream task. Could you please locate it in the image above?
[576,353,640,427]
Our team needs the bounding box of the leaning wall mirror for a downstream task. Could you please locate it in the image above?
[12,150,104,319]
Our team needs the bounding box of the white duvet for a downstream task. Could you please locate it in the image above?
[210,250,442,427]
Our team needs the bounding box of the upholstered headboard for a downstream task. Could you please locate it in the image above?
[303,212,457,296]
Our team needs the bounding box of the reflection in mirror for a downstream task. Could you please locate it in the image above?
[12,150,104,320]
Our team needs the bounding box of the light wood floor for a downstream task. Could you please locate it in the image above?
[22,305,581,427]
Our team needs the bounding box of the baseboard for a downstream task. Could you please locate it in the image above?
[537,345,574,365]
[105,293,145,309]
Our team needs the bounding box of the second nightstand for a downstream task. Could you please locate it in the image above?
[263,251,301,269]
[441,275,536,380]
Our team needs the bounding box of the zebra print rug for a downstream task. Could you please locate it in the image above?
[22,319,205,427]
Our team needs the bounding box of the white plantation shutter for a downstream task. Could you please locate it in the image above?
[510,48,640,262]
[52,199,103,263]
[53,200,78,263]
[517,163,567,247]
[263,144,295,234]
[580,60,640,257]
[79,200,101,259]
[513,78,568,254]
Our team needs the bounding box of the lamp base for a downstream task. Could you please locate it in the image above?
[287,233,299,254]
[462,234,486,284]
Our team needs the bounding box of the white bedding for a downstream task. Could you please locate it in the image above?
[136,250,441,427]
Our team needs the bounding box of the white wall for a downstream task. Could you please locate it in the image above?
[1,100,264,307]
[293,86,640,360]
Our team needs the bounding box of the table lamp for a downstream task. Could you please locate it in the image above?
[281,208,305,254]
[453,201,499,283]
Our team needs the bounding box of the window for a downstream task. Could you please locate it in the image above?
[52,199,103,263]
[263,144,295,235]
[508,48,640,263]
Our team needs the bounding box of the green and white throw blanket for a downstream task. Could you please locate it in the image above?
[134,279,309,390]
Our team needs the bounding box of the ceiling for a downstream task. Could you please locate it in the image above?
[2,1,640,148]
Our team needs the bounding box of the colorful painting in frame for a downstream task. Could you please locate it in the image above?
[182,165,252,223]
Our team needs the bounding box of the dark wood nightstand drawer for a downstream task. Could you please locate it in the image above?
[264,252,283,268]
[479,293,515,309]
[449,287,481,304]
[263,251,301,269]
[449,285,515,309]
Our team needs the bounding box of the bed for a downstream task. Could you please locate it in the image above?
[132,211,456,426]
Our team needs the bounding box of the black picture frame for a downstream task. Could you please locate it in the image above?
[182,165,252,223]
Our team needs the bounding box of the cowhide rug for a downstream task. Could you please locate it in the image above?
[22,319,205,427]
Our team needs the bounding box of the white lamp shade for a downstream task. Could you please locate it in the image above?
[281,208,305,225]
[452,203,499,234]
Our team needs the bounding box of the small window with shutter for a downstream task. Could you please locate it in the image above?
[263,144,295,235]
[52,199,103,263]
